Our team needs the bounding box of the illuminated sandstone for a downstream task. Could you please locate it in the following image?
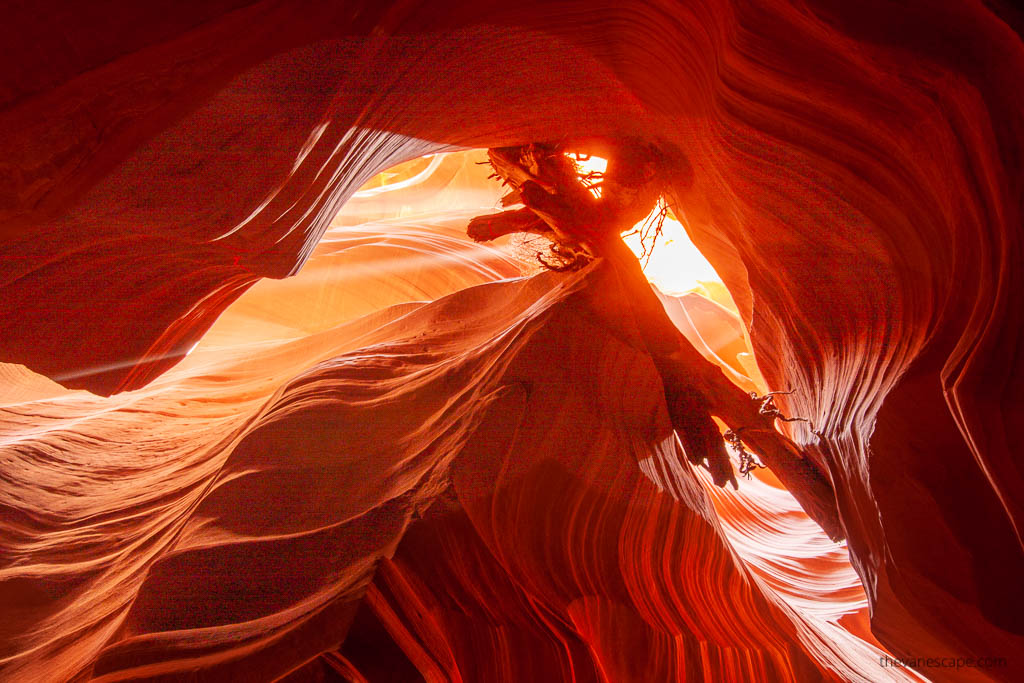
[2,1,1022,680]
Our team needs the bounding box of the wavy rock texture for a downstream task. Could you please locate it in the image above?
[1,205,889,681]
[2,0,1022,681]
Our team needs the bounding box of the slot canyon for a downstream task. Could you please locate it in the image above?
[1,1,1022,681]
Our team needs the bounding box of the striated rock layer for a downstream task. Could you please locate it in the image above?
[2,0,1023,680]
[1,212,890,680]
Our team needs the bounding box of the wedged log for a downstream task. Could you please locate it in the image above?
[469,140,843,538]
[3,0,1024,679]
[603,236,843,539]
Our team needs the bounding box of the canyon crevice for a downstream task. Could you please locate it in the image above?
[2,1,1022,681]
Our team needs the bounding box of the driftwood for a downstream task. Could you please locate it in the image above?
[468,141,843,540]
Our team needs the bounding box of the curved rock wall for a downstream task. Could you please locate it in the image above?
[2,1,1022,680]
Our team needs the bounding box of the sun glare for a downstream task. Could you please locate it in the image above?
[571,154,607,176]
[562,153,718,293]
[624,208,721,295]
[567,153,607,198]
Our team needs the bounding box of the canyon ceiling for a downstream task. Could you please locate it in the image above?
[1,1,1022,681]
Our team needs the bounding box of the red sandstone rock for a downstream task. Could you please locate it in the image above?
[2,1,1022,680]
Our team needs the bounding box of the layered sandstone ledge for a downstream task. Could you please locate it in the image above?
[1,2,1022,680]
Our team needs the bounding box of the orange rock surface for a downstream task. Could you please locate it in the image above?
[2,2,1022,681]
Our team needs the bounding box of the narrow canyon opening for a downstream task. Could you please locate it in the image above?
[2,2,1022,680]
